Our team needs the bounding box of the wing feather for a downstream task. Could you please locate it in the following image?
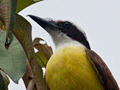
[86,49,119,90]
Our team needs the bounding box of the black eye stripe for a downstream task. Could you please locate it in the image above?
[54,21,91,49]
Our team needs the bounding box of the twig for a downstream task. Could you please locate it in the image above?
[22,60,36,90]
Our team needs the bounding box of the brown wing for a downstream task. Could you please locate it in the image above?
[86,49,119,90]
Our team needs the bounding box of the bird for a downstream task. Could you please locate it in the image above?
[29,15,119,90]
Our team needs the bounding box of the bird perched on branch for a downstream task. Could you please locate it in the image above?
[29,15,119,90]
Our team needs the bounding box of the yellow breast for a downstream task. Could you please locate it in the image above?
[45,46,105,90]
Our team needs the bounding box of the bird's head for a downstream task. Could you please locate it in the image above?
[29,15,91,49]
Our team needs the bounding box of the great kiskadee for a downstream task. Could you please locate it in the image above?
[29,15,119,90]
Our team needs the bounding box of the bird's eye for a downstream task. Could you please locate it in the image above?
[64,22,70,27]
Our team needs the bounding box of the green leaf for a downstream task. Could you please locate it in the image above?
[36,52,47,68]
[1,0,17,49]
[33,38,53,68]
[0,30,27,83]
[12,14,47,89]
[33,37,53,60]
[17,0,43,12]
[0,4,5,30]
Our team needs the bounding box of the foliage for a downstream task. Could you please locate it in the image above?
[0,30,26,83]
[33,38,53,68]
[0,0,51,90]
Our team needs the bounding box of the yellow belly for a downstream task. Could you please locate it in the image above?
[45,46,105,90]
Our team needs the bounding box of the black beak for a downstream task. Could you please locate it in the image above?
[28,15,58,30]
